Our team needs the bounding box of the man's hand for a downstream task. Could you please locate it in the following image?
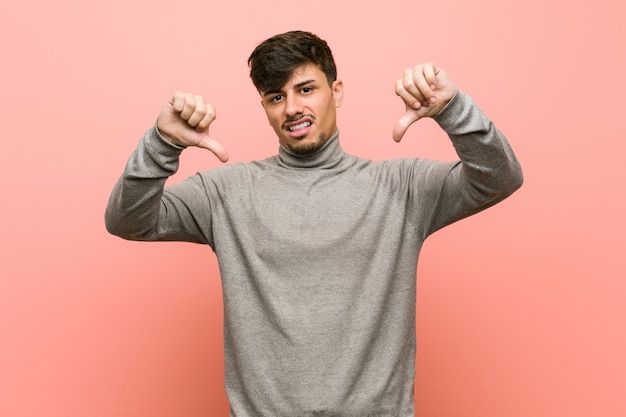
[157,92,229,162]
[392,63,457,142]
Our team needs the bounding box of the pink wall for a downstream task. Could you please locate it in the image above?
[1,0,625,416]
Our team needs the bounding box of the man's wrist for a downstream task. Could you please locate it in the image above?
[154,121,186,150]
[432,89,459,120]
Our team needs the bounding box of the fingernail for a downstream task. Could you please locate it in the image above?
[429,96,436,103]
[413,101,421,109]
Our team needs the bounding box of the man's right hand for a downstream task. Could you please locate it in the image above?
[157,92,229,162]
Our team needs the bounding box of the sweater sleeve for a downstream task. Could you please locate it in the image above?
[104,126,214,246]
[414,91,524,237]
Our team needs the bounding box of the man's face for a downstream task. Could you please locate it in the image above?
[261,64,343,155]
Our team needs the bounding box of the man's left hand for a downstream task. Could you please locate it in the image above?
[392,63,457,142]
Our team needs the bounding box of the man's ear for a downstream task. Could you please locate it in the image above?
[332,80,344,108]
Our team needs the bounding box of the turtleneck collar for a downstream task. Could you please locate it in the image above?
[277,130,345,169]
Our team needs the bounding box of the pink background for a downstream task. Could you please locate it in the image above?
[1,0,625,416]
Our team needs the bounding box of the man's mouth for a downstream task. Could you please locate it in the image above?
[284,117,314,137]
[289,121,311,131]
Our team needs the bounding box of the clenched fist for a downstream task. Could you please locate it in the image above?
[157,92,229,162]
[392,63,457,142]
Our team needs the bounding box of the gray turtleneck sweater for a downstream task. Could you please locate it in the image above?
[105,91,523,417]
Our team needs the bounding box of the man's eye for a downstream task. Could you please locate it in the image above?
[301,87,313,94]
[270,95,283,103]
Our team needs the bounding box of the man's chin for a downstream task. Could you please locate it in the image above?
[288,136,327,156]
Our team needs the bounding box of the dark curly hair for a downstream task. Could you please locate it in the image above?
[248,31,337,93]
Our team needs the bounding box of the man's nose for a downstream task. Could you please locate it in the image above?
[285,94,304,117]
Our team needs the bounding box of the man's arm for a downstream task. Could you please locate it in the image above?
[394,63,523,236]
[104,92,228,243]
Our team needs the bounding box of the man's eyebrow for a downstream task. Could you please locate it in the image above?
[262,88,282,97]
[294,79,315,89]
[262,79,316,97]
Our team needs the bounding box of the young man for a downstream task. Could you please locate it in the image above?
[106,31,523,417]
